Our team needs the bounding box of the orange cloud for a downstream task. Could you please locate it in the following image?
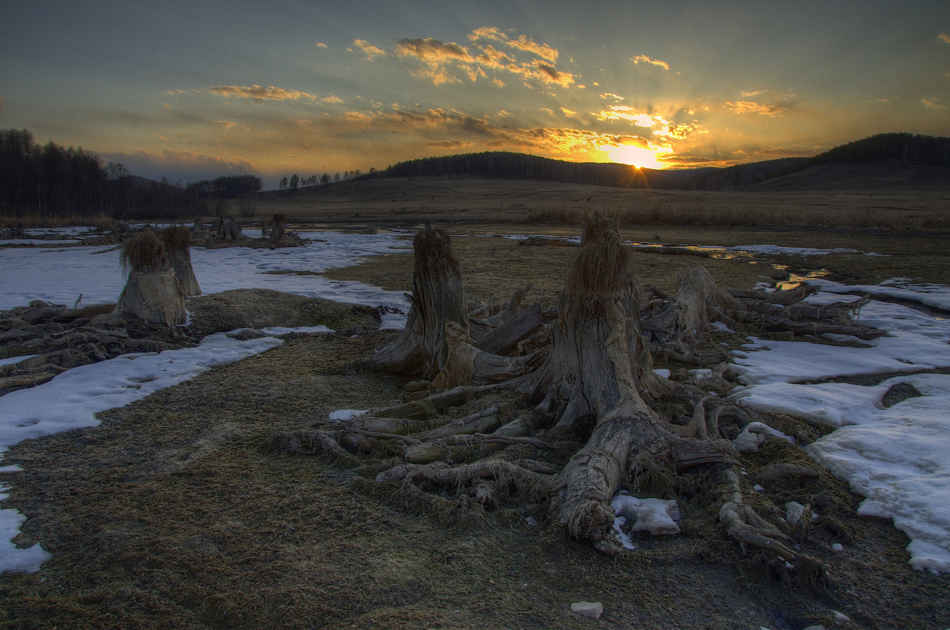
[209,84,316,102]
[600,92,624,102]
[315,41,328,48]
[724,100,787,117]
[922,97,947,110]
[353,38,386,61]
[395,37,473,63]
[631,54,670,71]
[468,26,558,63]
[939,33,950,44]
[321,95,344,104]
[395,32,574,88]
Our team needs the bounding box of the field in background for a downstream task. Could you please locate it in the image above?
[254,176,950,231]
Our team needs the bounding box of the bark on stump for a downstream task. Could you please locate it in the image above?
[161,227,201,297]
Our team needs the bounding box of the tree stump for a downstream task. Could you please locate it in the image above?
[116,231,186,326]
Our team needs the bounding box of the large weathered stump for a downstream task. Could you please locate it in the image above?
[373,224,468,378]
[116,231,186,326]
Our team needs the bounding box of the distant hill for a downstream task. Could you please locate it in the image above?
[379,133,950,191]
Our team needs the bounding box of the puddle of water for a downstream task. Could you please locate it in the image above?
[777,269,830,291]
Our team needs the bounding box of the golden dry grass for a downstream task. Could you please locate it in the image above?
[255,177,950,231]
[120,230,167,272]
[0,213,115,229]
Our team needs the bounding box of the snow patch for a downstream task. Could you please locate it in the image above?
[730,244,859,256]
[733,422,795,453]
[0,355,36,368]
[328,409,369,422]
[611,494,680,535]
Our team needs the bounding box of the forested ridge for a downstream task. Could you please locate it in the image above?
[0,129,261,219]
[383,133,950,190]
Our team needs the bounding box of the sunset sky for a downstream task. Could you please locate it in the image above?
[2,1,949,186]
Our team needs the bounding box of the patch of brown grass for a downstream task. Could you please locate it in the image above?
[120,230,167,272]
[159,226,191,251]
[0,213,115,229]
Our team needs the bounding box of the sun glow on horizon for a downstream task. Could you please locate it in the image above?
[599,143,668,169]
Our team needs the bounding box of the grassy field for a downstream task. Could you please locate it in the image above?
[254,176,950,231]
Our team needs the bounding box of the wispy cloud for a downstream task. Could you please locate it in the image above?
[724,100,788,117]
[938,32,950,44]
[468,26,558,63]
[321,95,344,104]
[740,88,767,98]
[353,38,386,61]
[394,30,574,88]
[631,54,670,71]
[315,41,328,48]
[213,120,238,129]
[209,84,317,102]
[922,97,947,110]
[560,107,577,118]
[600,92,624,102]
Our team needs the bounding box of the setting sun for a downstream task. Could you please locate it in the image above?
[600,143,666,169]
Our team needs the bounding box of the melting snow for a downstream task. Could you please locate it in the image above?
[328,409,369,421]
[0,355,36,368]
[732,283,950,572]
[0,230,411,327]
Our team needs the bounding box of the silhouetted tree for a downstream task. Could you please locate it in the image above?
[289,173,299,190]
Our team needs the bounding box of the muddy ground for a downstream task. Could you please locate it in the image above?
[2,226,949,629]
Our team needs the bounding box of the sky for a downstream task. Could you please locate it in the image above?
[1,1,949,186]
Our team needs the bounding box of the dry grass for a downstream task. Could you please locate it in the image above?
[159,226,191,251]
[120,230,167,272]
[0,213,115,229]
[253,177,950,231]
[4,329,948,629]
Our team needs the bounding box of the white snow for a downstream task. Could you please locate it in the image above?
[0,230,411,328]
[0,330,287,573]
[729,244,859,256]
[807,277,950,313]
[0,239,81,246]
[257,325,333,336]
[802,292,863,306]
[711,321,735,333]
[24,226,97,237]
[0,482,50,573]
[730,278,950,572]
[328,409,369,421]
[0,355,36,368]
[611,494,681,536]
[731,301,950,385]
[733,422,795,452]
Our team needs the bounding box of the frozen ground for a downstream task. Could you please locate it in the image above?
[731,283,950,572]
[0,230,411,327]
[0,326,337,573]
